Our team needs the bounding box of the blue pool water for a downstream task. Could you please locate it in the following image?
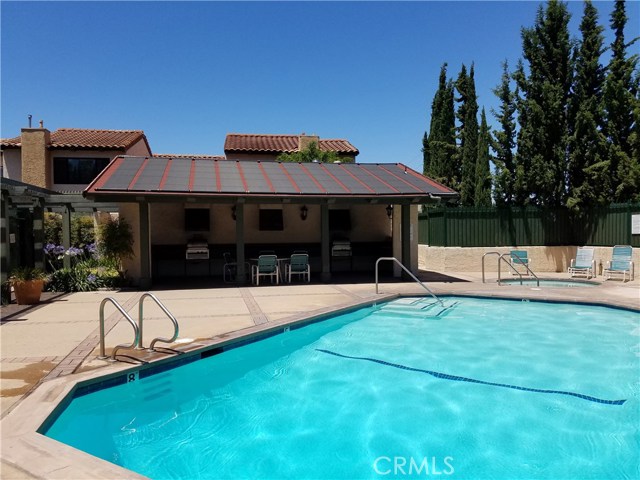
[45,297,639,479]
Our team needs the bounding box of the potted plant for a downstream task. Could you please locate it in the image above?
[6,267,48,305]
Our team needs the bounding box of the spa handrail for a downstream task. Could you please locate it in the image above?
[375,257,443,306]
[482,252,539,287]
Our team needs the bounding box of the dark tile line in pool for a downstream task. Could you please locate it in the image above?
[316,349,627,406]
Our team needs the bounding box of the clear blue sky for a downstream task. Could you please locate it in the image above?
[2,1,638,173]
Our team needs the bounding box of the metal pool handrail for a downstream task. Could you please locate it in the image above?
[481,252,540,287]
[498,253,540,287]
[137,292,180,351]
[482,252,502,283]
[98,297,140,361]
[375,257,443,306]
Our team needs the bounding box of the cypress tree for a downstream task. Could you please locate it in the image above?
[567,0,608,210]
[603,0,640,202]
[475,108,492,206]
[515,0,574,206]
[491,61,518,205]
[456,64,479,206]
[423,63,458,190]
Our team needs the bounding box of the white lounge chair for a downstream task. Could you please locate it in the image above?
[603,245,634,282]
[286,253,310,283]
[510,250,531,275]
[568,247,596,279]
[251,255,279,285]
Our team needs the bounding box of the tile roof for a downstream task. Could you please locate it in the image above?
[1,128,148,151]
[224,134,359,155]
[85,156,457,202]
[155,153,226,160]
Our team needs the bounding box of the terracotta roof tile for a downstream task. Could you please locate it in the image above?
[50,128,146,150]
[1,128,147,151]
[155,153,226,160]
[224,134,359,155]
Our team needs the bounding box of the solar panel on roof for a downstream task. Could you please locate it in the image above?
[101,157,146,190]
[162,160,191,191]
[130,158,168,191]
[240,163,273,193]
[325,164,373,194]
[360,164,418,194]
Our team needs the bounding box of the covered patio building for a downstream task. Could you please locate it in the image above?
[84,157,457,287]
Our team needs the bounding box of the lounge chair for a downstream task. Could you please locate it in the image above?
[603,245,634,282]
[568,247,596,279]
[510,250,530,275]
[286,253,310,283]
[252,255,279,285]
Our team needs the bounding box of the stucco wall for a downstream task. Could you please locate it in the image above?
[419,244,640,274]
[1,150,22,181]
[119,203,142,282]
[149,203,392,245]
[125,138,151,157]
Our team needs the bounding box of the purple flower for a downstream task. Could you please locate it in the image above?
[87,274,97,283]
[65,247,84,257]
[45,243,65,256]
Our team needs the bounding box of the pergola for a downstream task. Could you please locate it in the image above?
[1,178,118,282]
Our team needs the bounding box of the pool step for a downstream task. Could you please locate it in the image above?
[378,301,459,319]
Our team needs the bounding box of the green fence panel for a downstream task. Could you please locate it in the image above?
[418,203,640,247]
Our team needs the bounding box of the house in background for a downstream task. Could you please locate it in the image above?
[0,124,152,192]
[224,133,359,162]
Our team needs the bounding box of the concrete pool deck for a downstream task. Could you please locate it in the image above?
[0,271,638,478]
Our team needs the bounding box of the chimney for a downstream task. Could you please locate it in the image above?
[21,122,51,188]
[298,133,319,151]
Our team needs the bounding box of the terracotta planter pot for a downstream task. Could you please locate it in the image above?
[13,280,44,305]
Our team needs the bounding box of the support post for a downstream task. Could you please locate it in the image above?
[62,205,72,269]
[139,202,151,289]
[235,203,246,283]
[32,198,45,271]
[321,203,331,282]
[401,204,412,279]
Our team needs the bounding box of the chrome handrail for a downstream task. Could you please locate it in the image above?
[375,257,443,306]
[482,251,502,283]
[98,297,140,361]
[137,292,180,351]
[498,253,540,287]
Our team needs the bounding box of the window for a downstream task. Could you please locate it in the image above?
[53,157,110,184]
[259,209,284,231]
[329,209,351,231]
[185,208,210,232]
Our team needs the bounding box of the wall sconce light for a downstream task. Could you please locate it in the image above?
[231,205,237,221]
[300,205,308,221]
[386,204,393,219]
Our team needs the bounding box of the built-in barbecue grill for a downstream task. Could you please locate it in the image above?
[185,239,209,260]
[331,240,352,257]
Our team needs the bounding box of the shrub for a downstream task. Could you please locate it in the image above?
[71,215,96,247]
[46,261,122,292]
[44,213,62,245]
[98,218,134,271]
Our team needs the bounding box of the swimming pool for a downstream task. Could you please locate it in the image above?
[44,296,639,479]
[501,279,599,287]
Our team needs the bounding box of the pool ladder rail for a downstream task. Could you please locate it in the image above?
[99,292,181,363]
[375,257,443,307]
[481,252,540,287]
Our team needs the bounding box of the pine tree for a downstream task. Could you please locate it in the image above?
[603,0,640,202]
[491,61,518,205]
[423,63,458,190]
[567,0,608,211]
[475,108,492,206]
[456,64,479,206]
[515,0,573,206]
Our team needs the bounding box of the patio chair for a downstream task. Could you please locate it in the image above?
[568,247,596,279]
[510,250,531,275]
[252,255,279,285]
[286,253,311,283]
[222,252,249,283]
[603,245,634,282]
